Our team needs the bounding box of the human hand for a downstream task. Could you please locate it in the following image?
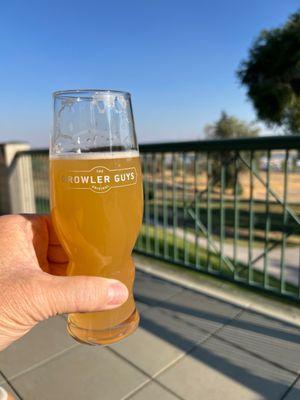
[0,214,128,351]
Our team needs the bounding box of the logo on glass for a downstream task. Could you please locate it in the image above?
[61,166,137,193]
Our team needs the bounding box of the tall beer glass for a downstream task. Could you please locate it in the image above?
[50,90,143,345]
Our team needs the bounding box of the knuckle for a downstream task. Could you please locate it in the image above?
[77,277,109,311]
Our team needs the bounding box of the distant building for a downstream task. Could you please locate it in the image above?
[260,150,298,171]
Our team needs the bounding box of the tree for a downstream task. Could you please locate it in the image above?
[205,112,260,192]
[205,111,260,139]
[237,11,300,134]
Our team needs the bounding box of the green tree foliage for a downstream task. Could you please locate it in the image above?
[237,11,300,134]
[205,111,260,140]
[205,112,260,192]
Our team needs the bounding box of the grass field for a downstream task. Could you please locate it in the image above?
[144,199,300,246]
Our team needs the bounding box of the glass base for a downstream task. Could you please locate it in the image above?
[67,308,140,346]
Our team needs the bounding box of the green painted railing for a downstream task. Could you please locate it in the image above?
[16,136,300,300]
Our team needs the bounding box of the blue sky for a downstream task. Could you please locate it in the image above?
[0,0,299,147]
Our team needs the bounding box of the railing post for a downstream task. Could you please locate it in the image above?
[0,142,36,214]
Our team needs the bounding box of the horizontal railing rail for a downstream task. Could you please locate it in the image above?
[139,136,300,152]
[15,135,300,157]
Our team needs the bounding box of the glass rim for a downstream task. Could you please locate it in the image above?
[53,89,131,99]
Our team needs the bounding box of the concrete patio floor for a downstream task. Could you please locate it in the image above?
[1,265,300,399]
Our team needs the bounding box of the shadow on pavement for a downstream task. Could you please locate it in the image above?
[135,272,300,398]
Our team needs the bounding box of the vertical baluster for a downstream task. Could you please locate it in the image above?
[207,153,212,271]
[153,153,159,256]
[298,248,300,299]
[194,152,200,269]
[135,155,142,250]
[172,153,178,261]
[143,154,150,253]
[280,150,289,293]
[263,150,271,288]
[183,153,189,265]
[162,153,168,259]
[220,156,225,272]
[234,151,239,280]
[248,151,254,284]
[136,154,144,250]
[37,155,41,212]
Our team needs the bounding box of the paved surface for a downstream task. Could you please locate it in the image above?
[1,269,300,400]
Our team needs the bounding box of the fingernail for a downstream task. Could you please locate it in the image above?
[107,283,128,305]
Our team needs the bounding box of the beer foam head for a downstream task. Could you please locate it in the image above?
[50,150,139,159]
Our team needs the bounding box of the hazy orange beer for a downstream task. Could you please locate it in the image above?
[50,90,143,345]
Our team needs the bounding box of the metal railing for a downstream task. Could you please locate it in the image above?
[13,136,300,300]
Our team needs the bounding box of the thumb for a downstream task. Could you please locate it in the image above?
[42,275,129,317]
